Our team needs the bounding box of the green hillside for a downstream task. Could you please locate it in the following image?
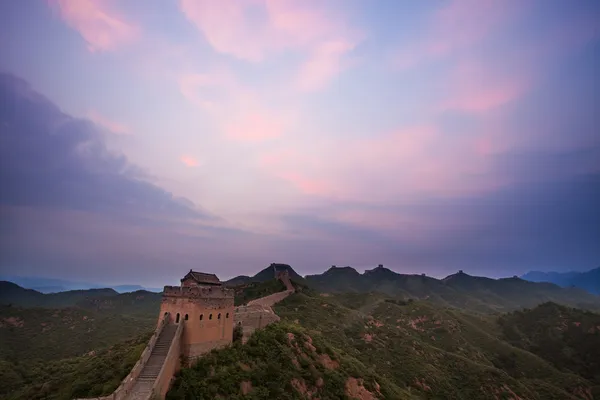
[270,292,596,399]
[500,302,600,385]
[166,290,600,399]
[0,332,152,400]
[167,321,413,399]
[0,305,155,361]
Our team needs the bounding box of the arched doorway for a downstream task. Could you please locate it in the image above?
[176,313,180,323]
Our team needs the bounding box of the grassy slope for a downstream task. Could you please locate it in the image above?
[273,292,595,399]
[167,321,414,400]
[0,284,163,400]
[0,305,155,361]
[75,290,161,319]
[499,302,600,386]
[0,332,151,400]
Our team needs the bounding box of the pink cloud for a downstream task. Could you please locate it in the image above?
[440,61,528,113]
[178,70,295,142]
[394,1,522,70]
[443,84,523,113]
[259,124,509,201]
[178,73,230,111]
[428,1,520,57]
[179,0,264,62]
[224,112,285,141]
[296,39,357,92]
[179,0,355,60]
[87,110,131,135]
[51,0,139,52]
[180,155,200,167]
[277,172,333,196]
[179,0,361,90]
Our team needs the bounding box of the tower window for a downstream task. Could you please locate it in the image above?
[209,314,213,320]
[226,312,229,318]
[176,313,180,323]
[200,314,204,321]
[218,313,221,320]
[184,314,189,321]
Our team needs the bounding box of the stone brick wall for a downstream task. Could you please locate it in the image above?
[184,338,231,361]
[159,283,234,362]
[233,304,281,342]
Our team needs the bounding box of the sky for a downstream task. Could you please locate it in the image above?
[0,0,599,286]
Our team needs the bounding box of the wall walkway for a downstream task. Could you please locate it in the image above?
[234,272,296,342]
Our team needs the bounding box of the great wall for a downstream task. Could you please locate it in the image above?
[76,267,295,400]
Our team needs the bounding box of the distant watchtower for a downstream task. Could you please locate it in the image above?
[159,270,234,361]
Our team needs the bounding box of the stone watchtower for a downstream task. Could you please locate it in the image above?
[159,270,234,361]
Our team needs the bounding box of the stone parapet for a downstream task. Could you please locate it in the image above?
[162,285,234,299]
[247,290,293,308]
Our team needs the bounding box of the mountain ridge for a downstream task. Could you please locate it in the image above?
[305,266,600,313]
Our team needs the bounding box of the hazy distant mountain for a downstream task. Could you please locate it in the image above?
[112,285,162,293]
[0,281,162,318]
[0,281,117,308]
[0,276,101,291]
[30,285,68,293]
[0,275,162,293]
[305,265,600,313]
[521,267,600,294]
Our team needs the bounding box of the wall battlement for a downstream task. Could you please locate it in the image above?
[162,285,234,299]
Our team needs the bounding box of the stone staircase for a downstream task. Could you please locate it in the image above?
[126,324,178,400]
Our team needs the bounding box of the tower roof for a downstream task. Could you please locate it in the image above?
[181,270,221,286]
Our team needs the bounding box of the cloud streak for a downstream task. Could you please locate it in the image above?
[87,110,131,135]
